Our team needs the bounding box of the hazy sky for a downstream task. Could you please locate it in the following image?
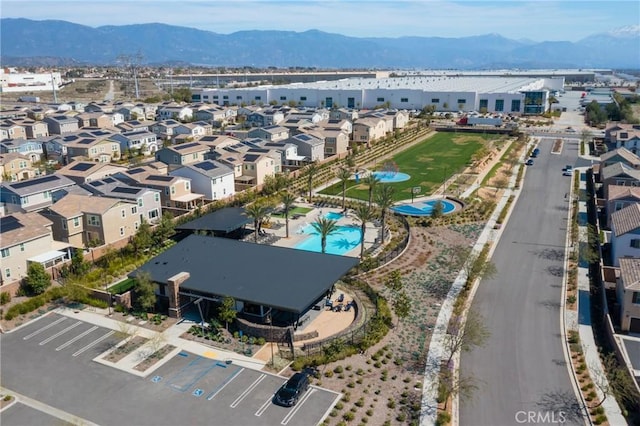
[3,0,639,42]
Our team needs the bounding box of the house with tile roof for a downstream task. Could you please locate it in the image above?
[610,203,640,266]
[111,130,159,156]
[0,212,71,288]
[600,162,640,200]
[43,114,80,135]
[600,147,640,170]
[155,142,211,169]
[0,174,76,214]
[40,193,138,248]
[83,177,162,224]
[248,125,290,143]
[57,161,128,185]
[114,168,203,210]
[0,152,40,183]
[616,258,640,333]
[605,185,640,229]
[169,160,235,201]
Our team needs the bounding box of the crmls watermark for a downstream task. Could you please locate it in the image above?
[515,411,567,424]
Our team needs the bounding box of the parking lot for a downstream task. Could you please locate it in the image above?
[1,313,340,426]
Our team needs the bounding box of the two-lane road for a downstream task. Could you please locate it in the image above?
[460,136,583,425]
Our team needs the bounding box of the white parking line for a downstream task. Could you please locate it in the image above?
[55,326,98,351]
[38,321,82,346]
[255,380,286,417]
[23,317,66,340]
[230,374,265,408]
[72,330,114,357]
[207,368,245,401]
[281,388,316,425]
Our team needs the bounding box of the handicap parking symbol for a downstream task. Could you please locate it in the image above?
[192,388,204,397]
[151,375,162,383]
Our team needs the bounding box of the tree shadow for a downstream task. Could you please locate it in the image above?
[535,248,565,262]
[538,300,562,310]
[534,389,586,424]
[547,265,564,278]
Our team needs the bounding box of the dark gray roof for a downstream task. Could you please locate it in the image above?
[133,234,358,313]
[176,207,251,233]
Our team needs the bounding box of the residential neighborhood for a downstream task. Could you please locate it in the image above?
[1,11,640,426]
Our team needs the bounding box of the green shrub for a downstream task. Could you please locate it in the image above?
[387,399,396,409]
[593,414,607,425]
[335,402,344,410]
[435,411,451,426]
[396,412,407,422]
[325,370,334,378]
[3,394,11,401]
[343,412,355,422]
[0,292,11,305]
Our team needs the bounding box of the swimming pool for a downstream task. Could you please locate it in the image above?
[324,211,344,220]
[295,224,362,255]
[371,171,411,183]
[391,199,457,216]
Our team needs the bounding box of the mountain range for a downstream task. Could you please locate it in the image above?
[1,18,639,69]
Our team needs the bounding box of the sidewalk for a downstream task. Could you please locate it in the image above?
[573,167,626,425]
[54,307,266,377]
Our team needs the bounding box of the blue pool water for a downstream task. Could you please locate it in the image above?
[295,225,362,255]
[371,171,411,183]
[324,212,344,220]
[392,199,457,216]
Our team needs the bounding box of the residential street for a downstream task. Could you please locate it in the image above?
[459,135,583,425]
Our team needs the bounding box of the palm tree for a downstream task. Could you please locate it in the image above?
[375,184,395,243]
[305,161,319,202]
[364,174,380,208]
[245,202,270,243]
[354,203,373,259]
[280,191,296,239]
[336,167,352,211]
[310,217,340,254]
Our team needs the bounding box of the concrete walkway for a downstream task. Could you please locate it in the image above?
[573,166,626,425]
[53,307,266,377]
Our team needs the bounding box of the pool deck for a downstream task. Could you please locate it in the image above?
[264,203,380,259]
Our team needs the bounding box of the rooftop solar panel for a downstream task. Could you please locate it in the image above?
[147,175,174,182]
[11,174,60,189]
[244,154,260,162]
[297,134,311,141]
[128,168,146,175]
[89,181,104,187]
[195,161,215,171]
[112,187,140,194]
[174,143,200,151]
[78,138,95,145]
[70,162,95,172]
[0,215,23,233]
[103,177,116,183]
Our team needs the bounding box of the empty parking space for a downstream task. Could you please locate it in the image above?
[14,313,120,360]
[1,313,340,426]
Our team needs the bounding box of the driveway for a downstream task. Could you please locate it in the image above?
[459,136,583,425]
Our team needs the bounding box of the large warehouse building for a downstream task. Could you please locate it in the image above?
[194,75,565,114]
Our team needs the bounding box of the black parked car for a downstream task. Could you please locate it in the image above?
[274,373,309,407]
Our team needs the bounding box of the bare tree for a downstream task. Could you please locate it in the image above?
[437,368,480,410]
[444,309,490,366]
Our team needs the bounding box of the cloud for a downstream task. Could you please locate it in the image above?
[2,0,639,41]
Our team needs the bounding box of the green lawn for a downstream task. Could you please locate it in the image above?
[271,206,313,218]
[320,132,495,201]
[108,277,137,295]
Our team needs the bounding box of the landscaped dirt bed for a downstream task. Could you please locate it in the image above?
[134,344,177,372]
[103,336,147,363]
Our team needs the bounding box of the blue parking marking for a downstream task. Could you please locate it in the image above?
[166,356,217,393]
[151,375,162,383]
[193,388,204,397]
[178,352,189,357]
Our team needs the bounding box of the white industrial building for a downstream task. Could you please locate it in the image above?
[0,69,63,93]
[194,76,565,115]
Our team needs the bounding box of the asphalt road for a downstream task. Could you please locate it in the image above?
[459,136,583,426]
